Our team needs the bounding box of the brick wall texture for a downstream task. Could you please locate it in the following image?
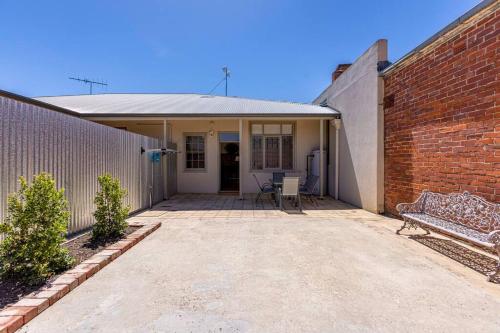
[383,2,499,216]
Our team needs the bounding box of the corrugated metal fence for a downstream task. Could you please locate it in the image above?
[0,95,165,235]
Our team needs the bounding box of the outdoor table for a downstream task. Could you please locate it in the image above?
[272,181,283,207]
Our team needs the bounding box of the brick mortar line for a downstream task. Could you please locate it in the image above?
[0,222,161,333]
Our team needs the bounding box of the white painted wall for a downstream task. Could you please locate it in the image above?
[314,40,386,213]
[241,119,322,194]
[170,119,237,193]
[171,119,322,194]
[96,118,328,194]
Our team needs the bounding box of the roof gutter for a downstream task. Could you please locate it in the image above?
[380,0,496,76]
[82,112,341,119]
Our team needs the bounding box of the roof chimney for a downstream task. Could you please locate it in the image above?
[332,64,351,82]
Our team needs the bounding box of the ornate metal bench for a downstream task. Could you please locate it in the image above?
[396,191,500,282]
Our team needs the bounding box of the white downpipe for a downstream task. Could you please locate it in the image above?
[163,119,168,200]
[239,119,243,199]
[163,119,167,146]
[319,119,324,198]
[150,161,153,208]
[334,119,341,200]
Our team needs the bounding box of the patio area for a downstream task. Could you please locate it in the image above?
[144,194,357,218]
[19,195,500,332]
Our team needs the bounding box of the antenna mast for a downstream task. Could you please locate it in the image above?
[222,67,230,96]
[69,77,108,94]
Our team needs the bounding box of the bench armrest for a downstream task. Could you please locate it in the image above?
[396,202,421,214]
[396,191,428,214]
[487,230,500,245]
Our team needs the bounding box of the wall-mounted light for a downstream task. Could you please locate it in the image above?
[208,121,215,137]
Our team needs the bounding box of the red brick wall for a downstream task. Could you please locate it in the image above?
[383,4,499,216]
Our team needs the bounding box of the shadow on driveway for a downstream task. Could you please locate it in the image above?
[410,235,499,284]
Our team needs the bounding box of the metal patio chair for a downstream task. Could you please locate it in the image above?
[299,175,319,203]
[253,174,274,203]
[278,177,302,212]
[271,172,285,187]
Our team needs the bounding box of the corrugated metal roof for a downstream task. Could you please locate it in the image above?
[35,94,340,118]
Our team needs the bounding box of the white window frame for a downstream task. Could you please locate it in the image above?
[184,133,207,172]
[250,122,295,171]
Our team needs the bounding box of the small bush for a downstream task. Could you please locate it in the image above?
[91,174,130,243]
[0,173,74,285]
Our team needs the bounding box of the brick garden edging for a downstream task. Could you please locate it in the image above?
[0,221,161,333]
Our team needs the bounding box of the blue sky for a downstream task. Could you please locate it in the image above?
[0,0,481,102]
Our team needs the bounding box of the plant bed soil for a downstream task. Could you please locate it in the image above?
[0,226,140,310]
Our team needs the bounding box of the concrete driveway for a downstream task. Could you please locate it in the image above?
[20,197,500,332]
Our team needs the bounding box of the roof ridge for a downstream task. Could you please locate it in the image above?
[219,94,316,107]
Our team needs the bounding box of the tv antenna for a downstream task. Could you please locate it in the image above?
[207,66,231,96]
[69,77,108,95]
[222,66,230,96]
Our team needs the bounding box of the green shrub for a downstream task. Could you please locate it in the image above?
[91,174,130,243]
[0,173,74,285]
